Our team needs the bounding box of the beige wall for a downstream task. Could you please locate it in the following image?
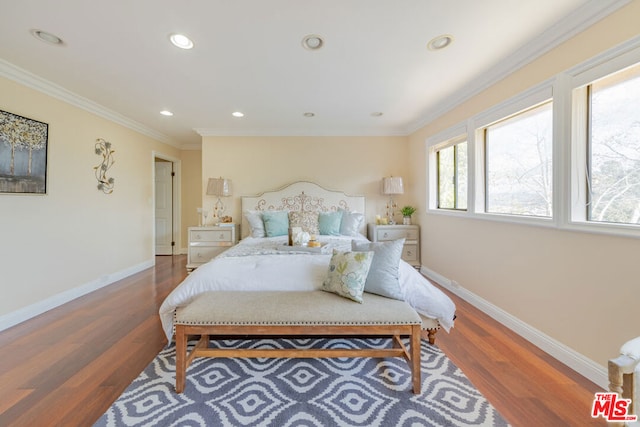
[201,136,409,236]
[179,149,202,245]
[0,76,181,322]
[409,1,640,368]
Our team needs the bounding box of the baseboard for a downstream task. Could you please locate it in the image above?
[420,266,608,390]
[0,258,155,333]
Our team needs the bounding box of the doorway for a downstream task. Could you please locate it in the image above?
[153,154,181,255]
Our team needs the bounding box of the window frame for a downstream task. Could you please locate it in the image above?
[425,36,640,238]
[427,124,470,216]
[480,99,554,219]
[567,40,640,237]
[435,136,468,211]
[473,84,555,226]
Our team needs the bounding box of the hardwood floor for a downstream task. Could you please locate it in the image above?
[434,285,607,427]
[0,255,606,426]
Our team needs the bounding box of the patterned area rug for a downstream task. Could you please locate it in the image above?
[95,338,509,426]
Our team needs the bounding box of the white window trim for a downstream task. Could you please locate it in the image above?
[473,82,554,130]
[426,123,469,213]
[424,34,640,238]
[473,82,554,225]
[565,36,640,238]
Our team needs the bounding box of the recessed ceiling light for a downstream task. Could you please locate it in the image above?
[302,34,324,51]
[427,34,454,51]
[31,29,63,45]
[371,112,383,117]
[232,111,244,118]
[160,110,173,116]
[303,112,315,117]
[169,33,194,49]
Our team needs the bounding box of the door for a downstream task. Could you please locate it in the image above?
[155,160,173,255]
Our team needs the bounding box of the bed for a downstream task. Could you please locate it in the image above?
[159,181,456,344]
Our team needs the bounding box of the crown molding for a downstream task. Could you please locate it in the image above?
[193,127,408,137]
[0,59,180,148]
[406,0,632,134]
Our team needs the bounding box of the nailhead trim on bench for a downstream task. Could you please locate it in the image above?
[176,319,421,326]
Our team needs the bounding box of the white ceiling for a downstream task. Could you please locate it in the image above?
[0,0,629,148]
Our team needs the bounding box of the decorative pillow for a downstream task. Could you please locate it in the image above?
[243,209,266,238]
[339,209,364,236]
[318,211,343,235]
[352,238,405,300]
[322,249,374,303]
[262,210,289,237]
[288,211,319,235]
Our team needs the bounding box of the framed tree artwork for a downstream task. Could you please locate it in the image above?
[0,110,49,194]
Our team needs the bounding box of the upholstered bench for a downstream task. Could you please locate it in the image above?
[174,290,423,394]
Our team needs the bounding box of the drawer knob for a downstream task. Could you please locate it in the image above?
[383,232,388,238]
[219,233,225,239]
[195,234,201,239]
[407,251,413,256]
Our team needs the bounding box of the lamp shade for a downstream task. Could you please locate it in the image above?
[382,176,404,195]
[206,178,232,196]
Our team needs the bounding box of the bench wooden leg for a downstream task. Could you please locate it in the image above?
[175,325,186,393]
[427,328,437,345]
[411,325,421,394]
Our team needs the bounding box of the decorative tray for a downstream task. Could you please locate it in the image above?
[275,243,329,253]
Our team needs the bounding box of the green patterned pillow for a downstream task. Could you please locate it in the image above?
[322,249,374,303]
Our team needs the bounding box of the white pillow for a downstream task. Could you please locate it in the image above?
[243,210,266,238]
[352,239,405,300]
[339,209,364,236]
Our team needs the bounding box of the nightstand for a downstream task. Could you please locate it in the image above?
[187,224,238,271]
[367,223,420,268]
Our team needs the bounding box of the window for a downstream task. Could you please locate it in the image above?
[427,40,640,236]
[436,140,467,210]
[483,101,553,217]
[586,62,640,225]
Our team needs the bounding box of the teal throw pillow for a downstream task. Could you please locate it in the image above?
[322,249,374,303]
[318,211,343,235]
[262,210,289,237]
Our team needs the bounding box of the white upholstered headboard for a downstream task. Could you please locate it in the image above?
[241,181,366,238]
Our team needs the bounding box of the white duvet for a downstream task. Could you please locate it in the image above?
[159,235,456,342]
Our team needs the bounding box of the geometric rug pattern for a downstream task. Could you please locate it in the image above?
[94,338,510,426]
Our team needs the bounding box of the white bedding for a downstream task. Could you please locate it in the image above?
[159,235,456,342]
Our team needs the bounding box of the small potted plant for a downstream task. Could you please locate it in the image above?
[400,206,416,225]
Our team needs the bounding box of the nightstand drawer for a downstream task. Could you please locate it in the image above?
[376,228,419,241]
[402,244,419,262]
[189,246,225,262]
[187,225,238,271]
[189,229,233,243]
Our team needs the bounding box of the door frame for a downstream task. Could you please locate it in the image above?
[152,151,182,257]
